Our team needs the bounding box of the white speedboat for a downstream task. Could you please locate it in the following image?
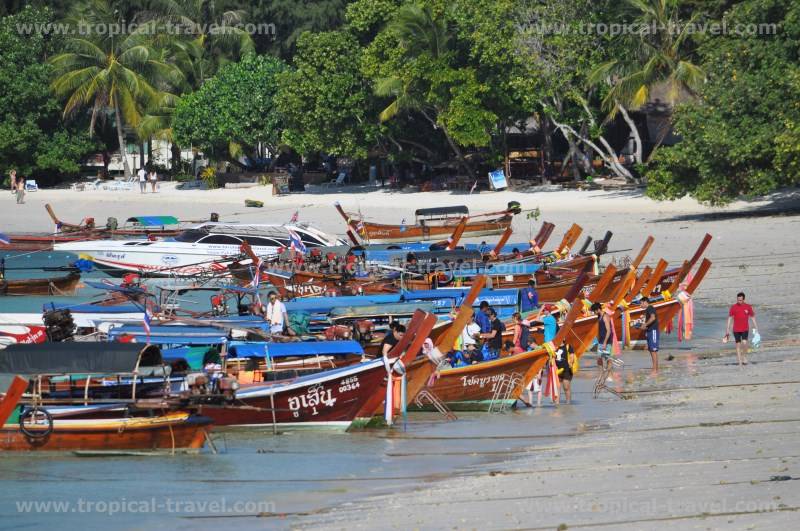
[54,223,345,276]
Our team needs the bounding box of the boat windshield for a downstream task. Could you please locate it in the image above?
[174,229,209,243]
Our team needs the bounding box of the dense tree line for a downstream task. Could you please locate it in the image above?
[0,0,797,203]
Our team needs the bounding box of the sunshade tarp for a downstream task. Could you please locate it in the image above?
[161,346,217,370]
[0,342,161,375]
[329,302,434,318]
[415,206,468,217]
[108,325,228,345]
[228,340,363,359]
[126,216,179,226]
[51,303,143,314]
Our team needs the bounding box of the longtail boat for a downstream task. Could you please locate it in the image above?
[407,292,586,411]
[0,344,211,452]
[1,205,185,251]
[335,202,520,244]
[197,309,437,429]
[0,272,81,296]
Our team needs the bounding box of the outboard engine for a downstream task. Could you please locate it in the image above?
[507,201,522,214]
[106,217,118,231]
[43,308,75,342]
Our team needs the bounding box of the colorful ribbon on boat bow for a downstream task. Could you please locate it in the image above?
[542,342,560,403]
[676,290,694,342]
[384,356,407,426]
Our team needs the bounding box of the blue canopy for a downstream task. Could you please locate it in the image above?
[284,295,402,314]
[108,325,228,345]
[401,288,519,309]
[126,215,179,226]
[228,340,364,359]
[85,281,148,296]
[50,303,143,314]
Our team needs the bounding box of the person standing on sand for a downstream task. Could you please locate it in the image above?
[9,169,16,194]
[641,297,660,372]
[149,169,158,193]
[593,302,613,367]
[15,175,25,204]
[137,167,147,193]
[725,292,758,366]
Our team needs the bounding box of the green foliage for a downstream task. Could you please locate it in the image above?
[173,54,288,160]
[0,6,97,182]
[276,30,379,158]
[200,166,217,189]
[646,0,800,204]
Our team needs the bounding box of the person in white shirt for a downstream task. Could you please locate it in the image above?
[460,314,481,362]
[137,167,147,193]
[264,291,290,335]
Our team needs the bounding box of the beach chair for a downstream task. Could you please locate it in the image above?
[25,180,39,192]
[321,172,347,188]
[103,176,136,191]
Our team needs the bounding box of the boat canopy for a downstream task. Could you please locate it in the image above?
[0,343,162,375]
[85,281,148,296]
[107,325,229,345]
[126,215,180,226]
[228,340,364,359]
[329,302,435,319]
[415,206,469,218]
[50,302,143,314]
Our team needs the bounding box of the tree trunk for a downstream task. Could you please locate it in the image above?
[550,117,634,181]
[114,101,133,179]
[616,102,642,165]
[171,143,181,172]
[541,115,554,180]
[139,141,145,169]
[147,137,153,167]
[420,107,475,178]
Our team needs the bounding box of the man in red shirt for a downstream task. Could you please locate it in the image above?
[725,292,758,366]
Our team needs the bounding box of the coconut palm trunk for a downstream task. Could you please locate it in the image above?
[114,101,133,179]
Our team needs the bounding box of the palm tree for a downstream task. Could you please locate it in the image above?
[589,0,706,162]
[375,4,476,176]
[50,0,181,179]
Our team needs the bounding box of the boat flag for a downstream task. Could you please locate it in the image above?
[288,229,307,254]
[400,218,406,233]
[0,233,9,246]
[290,210,299,223]
[142,307,152,342]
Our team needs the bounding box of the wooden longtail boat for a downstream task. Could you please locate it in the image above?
[335,202,519,244]
[198,309,437,429]
[1,409,210,452]
[1,205,183,250]
[0,272,81,296]
[408,297,585,411]
[0,345,212,452]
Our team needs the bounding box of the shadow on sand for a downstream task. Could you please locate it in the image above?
[651,190,800,223]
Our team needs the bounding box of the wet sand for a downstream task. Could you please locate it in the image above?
[297,337,800,530]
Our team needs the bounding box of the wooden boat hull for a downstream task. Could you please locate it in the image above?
[410,350,549,411]
[358,217,513,244]
[1,412,210,452]
[0,272,81,296]
[199,361,390,428]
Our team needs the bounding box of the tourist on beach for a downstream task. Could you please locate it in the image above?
[15,175,25,204]
[641,297,660,372]
[593,302,613,366]
[137,166,147,193]
[148,169,158,192]
[725,292,758,366]
[264,291,290,335]
[476,300,493,333]
[9,169,16,193]
[511,312,529,354]
[520,279,539,314]
[479,308,504,360]
[542,305,558,343]
[381,323,406,357]
[555,341,575,404]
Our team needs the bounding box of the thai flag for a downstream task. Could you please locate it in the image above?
[143,308,152,342]
[400,218,406,233]
[290,210,299,223]
[0,232,9,246]
[288,229,307,254]
[251,258,262,289]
